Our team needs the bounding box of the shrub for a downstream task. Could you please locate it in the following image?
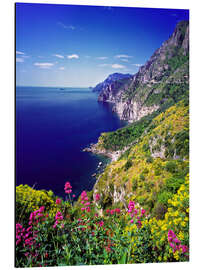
[146,156,153,163]
[165,161,177,173]
[165,177,185,193]
[124,160,133,171]
[153,202,167,220]
[132,179,138,191]
[139,174,145,181]
[157,191,173,206]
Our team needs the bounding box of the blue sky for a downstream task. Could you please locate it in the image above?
[16,3,189,87]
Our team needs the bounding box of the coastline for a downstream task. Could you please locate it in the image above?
[83,140,134,163]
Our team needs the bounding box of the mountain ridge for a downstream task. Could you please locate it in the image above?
[97,20,189,122]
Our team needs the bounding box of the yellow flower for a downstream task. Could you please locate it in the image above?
[174,219,179,225]
[181,221,186,227]
[161,224,167,231]
[174,251,179,260]
[178,231,184,240]
[158,256,162,261]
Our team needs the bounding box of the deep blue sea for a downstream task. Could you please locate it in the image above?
[16,87,126,198]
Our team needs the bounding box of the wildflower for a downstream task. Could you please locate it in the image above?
[99,220,104,227]
[128,201,135,213]
[55,211,63,220]
[180,245,188,253]
[84,202,90,206]
[141,209,146,215]
[110,209,115,215]
[64,181,72,194]
[86,207,91,213]
[115,208,121,214]
[72,194,76,198]
[95,193,101,201]
[137,220,142,227]
[53,211,63,228]
[56,198,61,205]
[105,246,111,252]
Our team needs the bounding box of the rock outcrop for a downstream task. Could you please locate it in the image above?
[92,73,132,93]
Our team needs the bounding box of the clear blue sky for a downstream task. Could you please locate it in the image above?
[16,3,189,87]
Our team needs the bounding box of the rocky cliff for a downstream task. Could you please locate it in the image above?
[98,21,189,122]
[92,73,132,93]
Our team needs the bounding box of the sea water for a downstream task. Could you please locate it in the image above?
[16,86,126,198]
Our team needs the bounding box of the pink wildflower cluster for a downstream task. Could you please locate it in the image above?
[16,223,36,247]
[168,230,188,254]
[106,208,121,215]
[16,207,47,249]
[53,211,64,229]
[128,201,146,227]
[80,191,91,212]
[29,206,47,226]
[64,181,72,194]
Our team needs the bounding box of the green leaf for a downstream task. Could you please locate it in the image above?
[118,252,127,264]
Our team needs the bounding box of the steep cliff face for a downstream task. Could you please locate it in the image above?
[98,21,189,122]
[92,73,132,93]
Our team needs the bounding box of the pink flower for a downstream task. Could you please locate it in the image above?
[168,230,176,238]
[128,201,135,213]
[72,194,76,198]
[99,220,104,227]
[134,209,138,215]
[86,207,91,213]
[130,219,134,223]
[180,245,188,253]
[141,209,146,215]
[39,206,45,212]
[115,208,121,214]
[106,209,110,214]
[110,209,115,215]
[84,202,90,206]
[95,193,101,201]
[173,238,181,244]
[56,198,62,205]
[81,207,86,211]
[64,181,72,194]
[55,211,63,220]
[65,189,72,194]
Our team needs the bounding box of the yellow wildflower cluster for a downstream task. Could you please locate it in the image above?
[149,174,189,261]
[16,184,60,219]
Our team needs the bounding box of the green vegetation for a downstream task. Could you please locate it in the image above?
[95,99,189,216]
[16,175,189,267]
[99,109,161,151]
[15,20,189,267]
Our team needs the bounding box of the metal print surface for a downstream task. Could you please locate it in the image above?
[15,2,189,267]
